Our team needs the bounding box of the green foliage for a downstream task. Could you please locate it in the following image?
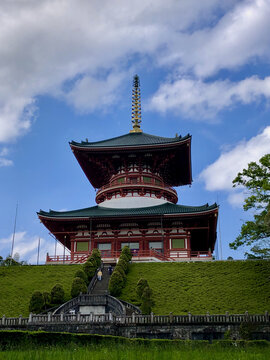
[117,258,129,273]
[121,246,132,261]
[108,270,124,296]
[230,154,270,257]
[120,261,270,315]
[29,291,44,314]
[136,278,149,298]
[141,286,155,315]
[82,261,96,281]
[74,269,88,285]
[119,253,130,264]
[71,277,87,298]
[50,284,65,305]
[0,265,79,317]
[91,249,102,268]
[239,322,257,340]
[42,292,51,310]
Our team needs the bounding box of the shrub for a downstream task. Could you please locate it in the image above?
[91,249,102,267]
[29,291,44,313]
[141,286,155,315]
[83,261,96,281]
[109,270,124,296]
[42,291,51,310]
[121,246,132,261]
[136,278,149,298]
[87,256,97,269]
[75,269,88,285]
[71,277,88,298]
[119,253,130,264]
[117,259,128,273]
[50,283,65,304]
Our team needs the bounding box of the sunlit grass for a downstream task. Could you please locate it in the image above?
[120,260,270,314]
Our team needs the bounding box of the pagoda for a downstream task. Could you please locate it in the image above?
[38,75,218,264]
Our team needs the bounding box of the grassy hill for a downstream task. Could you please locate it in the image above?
[0,260,269,317]
[119,260,270,315]
[0,265,79,317]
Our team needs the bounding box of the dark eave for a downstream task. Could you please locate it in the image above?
[38,202,218,221]
[69,132,192,189]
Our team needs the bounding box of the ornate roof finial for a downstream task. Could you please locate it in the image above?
[130,74,142,133]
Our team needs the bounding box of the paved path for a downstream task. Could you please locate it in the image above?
[91,265,112,295]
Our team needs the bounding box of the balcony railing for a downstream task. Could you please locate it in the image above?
[46,250,212,263]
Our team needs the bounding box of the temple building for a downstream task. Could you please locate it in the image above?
[38,75,218,263]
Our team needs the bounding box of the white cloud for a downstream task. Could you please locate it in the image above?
[0,231,66,264]
[199,126,270,205]
[149,76,270,119]
[0,147,13,167]
[0,0,269,143]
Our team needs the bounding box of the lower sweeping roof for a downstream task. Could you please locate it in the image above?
[38,202,218,219]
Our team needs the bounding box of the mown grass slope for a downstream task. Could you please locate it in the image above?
[0,265,79,317]
[120,260,270,315]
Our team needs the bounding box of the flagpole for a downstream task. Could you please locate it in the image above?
[10,202,18,262]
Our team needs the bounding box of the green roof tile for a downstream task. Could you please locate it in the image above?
[70,132,190,148]
[38,202,218,219]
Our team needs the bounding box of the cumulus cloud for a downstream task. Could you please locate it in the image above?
[149,76,270,119]
[0,0,269,143]
[199,126,270,205]
[0,147,13,167]
[0,231,66,264]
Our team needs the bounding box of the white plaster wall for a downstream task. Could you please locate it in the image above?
[79,305,105,314]
[98,197,169,209]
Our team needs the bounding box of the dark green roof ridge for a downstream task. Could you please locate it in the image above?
[38,202,218,219]
[70,132,191,148]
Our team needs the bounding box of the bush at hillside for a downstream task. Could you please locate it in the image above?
[83,261,96,281]
[71,277,88,298]
[136,278,149,298]
[91,249,102,268]
[74,269,88,285]
[117,259,128,273]
[51,284,65,304]
[109,270,124,296]
[121,246,132,261]
[42,291,51,310]
[141,286,155,315]
[29,291,44,314]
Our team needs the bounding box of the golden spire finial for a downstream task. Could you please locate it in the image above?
[130,74,142,133]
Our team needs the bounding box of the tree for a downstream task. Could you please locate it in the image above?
[91,249,102,268]
[71,277,87,298]
[42,291,51,310]
[29,291,44,313]
[136,278,149,298]
[141,286,155,315]
[230,154,270,258]
[50,283,65,304]
[74,269,88,285]
[83,261,96,281]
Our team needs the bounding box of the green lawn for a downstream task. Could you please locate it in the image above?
[120,260,270,315]
[0,265,79,317]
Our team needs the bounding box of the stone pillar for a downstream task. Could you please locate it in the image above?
[28,313,32,323]
[60,312,64,322]
[1,315,5,326]
[109,311,113,323]
[89,312,93,322]
[18,315,22,325]
[188,312,192,322]
[226,311,229,322]
[150,312,154,323]
[77,312,81,322]
[47,312,51,322]
[206,312,210,322]
[132,312,136,323]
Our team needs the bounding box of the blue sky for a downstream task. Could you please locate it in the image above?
[0,0,270,263]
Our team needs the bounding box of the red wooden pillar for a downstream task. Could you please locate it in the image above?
[70,238,75,260]
[186,231,191,258]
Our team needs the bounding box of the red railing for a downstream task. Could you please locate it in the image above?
[46,250,212,263]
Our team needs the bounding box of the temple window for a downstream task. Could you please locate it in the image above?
[171,238,185,249]
[76,241,89,252]
[98,243,111,250]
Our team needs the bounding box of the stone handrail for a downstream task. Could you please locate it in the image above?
[53,294,125,315]
[119,299,141,314]
[1,311,269,326]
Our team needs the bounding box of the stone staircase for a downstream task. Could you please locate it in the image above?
[91,264,111,295]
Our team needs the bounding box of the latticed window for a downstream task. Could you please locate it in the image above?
[171,239,185,249]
